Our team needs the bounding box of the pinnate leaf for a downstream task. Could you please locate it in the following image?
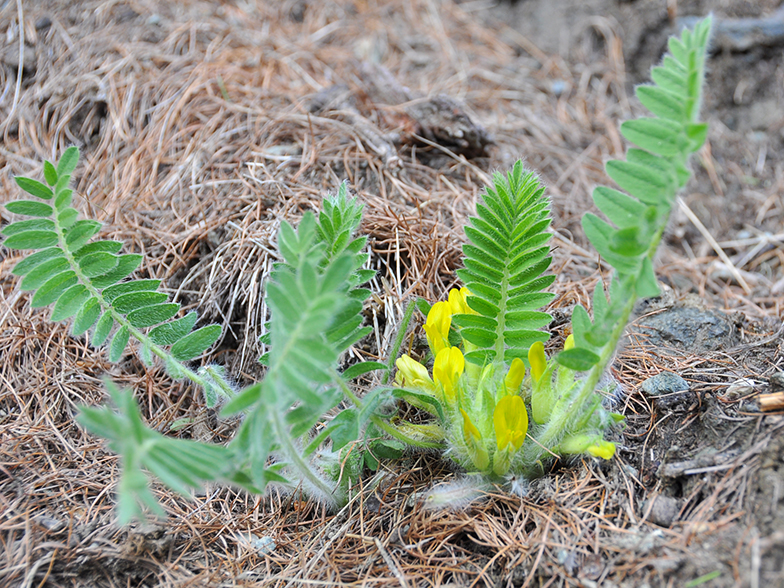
[169,325,222,361]
[73,297,101,335]
[11,248,64,277]
[14,178,53,200]
[2,219,55,236]
[3,230,59,250]
[90,254,143,288]
[51,285,90,321]
[65,220,102,251]
[112,291,169,314]
[57,146,80,176]
[6,200,54,217]
[556,347,600,371]
[126,303,180,328]
[20,257,70,290]
[148,312,198,345]
[43,161,58,186]
[79,252,120,278]
[93,312,114,346]
[31,271,78,308]
[109,326,130,362]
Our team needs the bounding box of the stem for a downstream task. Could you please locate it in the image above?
[334,372,443,449]
[54,213,221,391]
[270,406,339,505]
[383,299,418,385]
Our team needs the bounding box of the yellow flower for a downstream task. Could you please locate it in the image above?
[448,287,476,315]
[587,440,616,460]
[395,354,434,391]
[433,346,464,403]
[503,357,525,395]
[461,409,481,442]
[528,341,546,384]
[461,408,489,470]
[493,395,528,451]
[423,301,451,356]
[558,435,616,460]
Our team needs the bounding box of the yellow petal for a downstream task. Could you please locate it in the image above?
[460,409,481,442]
[493,395,528,451]
[564,334,575,350]
[504,357,525,395]
[528,341,546,384]
[424,301,451,355]
[433,346,465,403]
[395,355,433,389]
[587,441,616,460]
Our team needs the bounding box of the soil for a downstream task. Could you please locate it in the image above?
[1,1,783,587]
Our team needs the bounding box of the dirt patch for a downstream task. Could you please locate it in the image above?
[1,0,783,587]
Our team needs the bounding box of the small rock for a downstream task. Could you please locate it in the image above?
[770,372,784,393]
[641,372,691,410]
[646,496,681,527]
[725,378,756,399]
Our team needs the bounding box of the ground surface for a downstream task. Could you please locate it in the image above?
[1,0,783,587]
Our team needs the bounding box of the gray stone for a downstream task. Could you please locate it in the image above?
[641,372,692,411]
[646,496,681,527]
[633,305,736,353]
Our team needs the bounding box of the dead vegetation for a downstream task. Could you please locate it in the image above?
[1,1,783,586]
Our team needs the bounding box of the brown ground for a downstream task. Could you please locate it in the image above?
[1,1,783,587]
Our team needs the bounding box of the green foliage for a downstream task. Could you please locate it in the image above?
[2,147,225,397]
[454,161,555,366]
[557,16,711,373]
[4,16,713,521]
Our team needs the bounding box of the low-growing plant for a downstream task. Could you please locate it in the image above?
[2,18,711,521]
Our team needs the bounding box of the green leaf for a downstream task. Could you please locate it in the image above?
[556,348,600,370]
[636,257,660,298]
[341,361,388,380]
[636,85,686,123]
[148,311,198,346]
[620,118,685,157]
[79,252,120,278]
[12,247,64,276]
[65,220,102,251]
[57,207,79,229]
[101,278,161,302]
[5,200,54,217]
[325,409,360,450]
[57,146,80,176]
[592,187,646,230]
[112,291,169,314]
[606,160,669,206]
[169,325,221,361]
[54,188,73,210]
[2,218,55,236]
[43,161,58,186]
[3,230,59,250]
[93,312,114,346]
[392,389,445,421]
[14,177,54,200]
[31,271,78,308]
[90,255,143,288]
[109,326,130,361]
[126,303,180,328]
[72,297,101,335]
[72,240,123,260]
[20,257,70,290]
[685,123,708,151]
[50,284,90,322]
[221,383,263,416]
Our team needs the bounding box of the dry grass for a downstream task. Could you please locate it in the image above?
[1,0,783,586]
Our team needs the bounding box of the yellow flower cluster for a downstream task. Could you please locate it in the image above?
[394,288,617,477]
